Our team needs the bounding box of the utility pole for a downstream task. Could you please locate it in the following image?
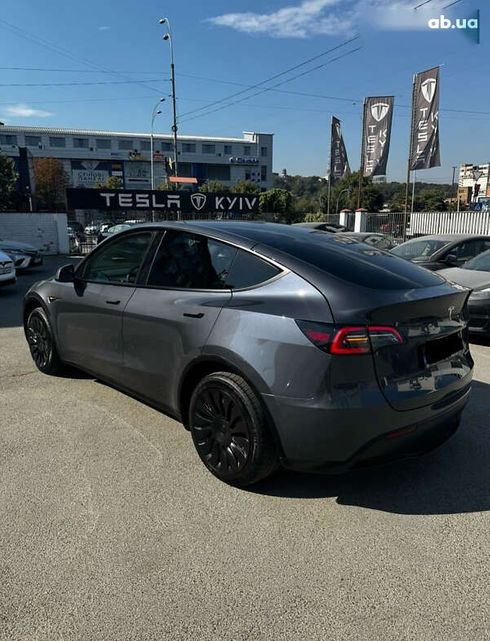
[160,18,179,178]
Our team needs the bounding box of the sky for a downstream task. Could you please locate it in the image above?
[0,0,487,183]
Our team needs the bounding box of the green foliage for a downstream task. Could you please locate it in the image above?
[200,180,230,193]
[95,176,123,190]
[304,212,325,222]
[156,180,176,191]
[233,180,260,194]
[0,154,18,210]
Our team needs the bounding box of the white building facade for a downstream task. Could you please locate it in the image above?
[0,125,274,191]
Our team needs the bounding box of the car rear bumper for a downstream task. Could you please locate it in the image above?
[262,381,471,472]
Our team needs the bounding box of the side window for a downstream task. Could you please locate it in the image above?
[451,240,483,261]
[147,231,237,290]
[226,250,282,289]
[83,232,152,284]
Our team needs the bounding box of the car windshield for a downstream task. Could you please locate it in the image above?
[391,239,447,259]
[462,249,490,271]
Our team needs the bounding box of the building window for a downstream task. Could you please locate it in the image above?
[182,143,196,153]
[25,135,42,147]
[96,138,111,149]
[261,146,268,157]
[140,140,151,151]
[73,138,89,149]
[224,144,232,155]
[118,139,134,150]
[207,165,231,181]
[243,145,251,156]
[261,165,268,181]
[161,142,173,152]
[0,134,17,145]
[202,144,216,154]
[245,171,251,180]
[49,137,66,148]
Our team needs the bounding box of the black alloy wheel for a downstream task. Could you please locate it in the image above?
[26,308,64,375]
[189,372,277,486]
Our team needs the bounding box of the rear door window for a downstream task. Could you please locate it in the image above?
[147,231,236,290]
[449,240,484,263]
[226,249,282,289]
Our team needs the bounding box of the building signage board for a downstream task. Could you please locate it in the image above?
[66,189,260,214]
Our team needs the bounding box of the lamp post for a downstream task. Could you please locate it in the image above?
[159,18,178,178]
[150,98,165,191]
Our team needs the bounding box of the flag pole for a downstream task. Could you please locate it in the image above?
[403,74,417,241]
[327,116,333,218]
[357,99,366,209]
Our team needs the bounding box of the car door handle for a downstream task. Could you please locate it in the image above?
[183,312,204,319]
[106,299,121,305]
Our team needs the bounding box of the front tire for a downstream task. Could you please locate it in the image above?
[26,307,64,375]
[189,372,278,486]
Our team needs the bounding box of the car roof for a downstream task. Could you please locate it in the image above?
[130,220,337,248]
[402,234,490,244]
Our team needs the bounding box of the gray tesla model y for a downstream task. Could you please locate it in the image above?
[24,222,473,485]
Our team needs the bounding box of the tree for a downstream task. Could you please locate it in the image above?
[259,188,295,222]
[330,171,384,213]
[0,154,18,210]
[200,180,230,193]
[233,180,260,194]
[34,158,68,210]
[96,176,123,190]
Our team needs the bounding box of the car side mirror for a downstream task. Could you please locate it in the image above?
[445,254,458,266]
[55,264,75,283]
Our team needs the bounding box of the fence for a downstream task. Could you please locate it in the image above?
[409,210,490,237]
[0,212,69,254]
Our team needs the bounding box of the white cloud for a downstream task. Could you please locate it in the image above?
[4,104,53,118]
[98,25,111,31]
[208,0,421,38]
[208,0,352,38]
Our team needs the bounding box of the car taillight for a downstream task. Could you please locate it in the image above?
[296,321,403,355]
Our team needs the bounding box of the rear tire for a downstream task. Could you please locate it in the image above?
[189,372,278,486]
[26,307,64,375]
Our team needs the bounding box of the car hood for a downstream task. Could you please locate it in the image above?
[0,240,37,252]
[439,267,490,291]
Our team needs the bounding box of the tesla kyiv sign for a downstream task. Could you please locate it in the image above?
[66,189,260,214]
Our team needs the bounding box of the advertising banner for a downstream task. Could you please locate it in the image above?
[361,96,394,177]
[330,117,350,184]
[410,66,441,170]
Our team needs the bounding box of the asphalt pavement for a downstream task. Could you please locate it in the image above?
[1,257,489,641]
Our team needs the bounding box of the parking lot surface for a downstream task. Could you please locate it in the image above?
[1,257,489,641]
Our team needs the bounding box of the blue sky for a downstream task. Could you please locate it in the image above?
[0,0,487,182]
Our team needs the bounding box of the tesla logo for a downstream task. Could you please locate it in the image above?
[370,102,390,122]
[191,193,207,211]
[421,78,437,103]
[448,305,456,321]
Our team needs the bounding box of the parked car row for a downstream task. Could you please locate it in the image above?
[0,238,43,284]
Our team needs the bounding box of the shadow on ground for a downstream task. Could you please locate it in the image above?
[253,380,490,515]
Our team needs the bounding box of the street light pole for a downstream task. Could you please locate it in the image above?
[336,188,351,214]
[150,98,165,191]
[160,18,178,178]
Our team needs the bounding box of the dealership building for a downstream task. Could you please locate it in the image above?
[0,124,274,191]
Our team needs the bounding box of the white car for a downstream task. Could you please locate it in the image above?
[0,249,16,286]
[0,239,43,270]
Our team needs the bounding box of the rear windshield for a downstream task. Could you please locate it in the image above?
[391,239,447,259]
[463,249,490,271]
[258,234,443,290]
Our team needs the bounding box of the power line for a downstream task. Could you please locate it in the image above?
[0,18,164,96]
[178,46,362,125]
[177,35,360,121]
[0,79,166,87]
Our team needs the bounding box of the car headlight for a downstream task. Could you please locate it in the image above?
[469,288,490,300]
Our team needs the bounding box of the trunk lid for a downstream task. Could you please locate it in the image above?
[368,288,473,411]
